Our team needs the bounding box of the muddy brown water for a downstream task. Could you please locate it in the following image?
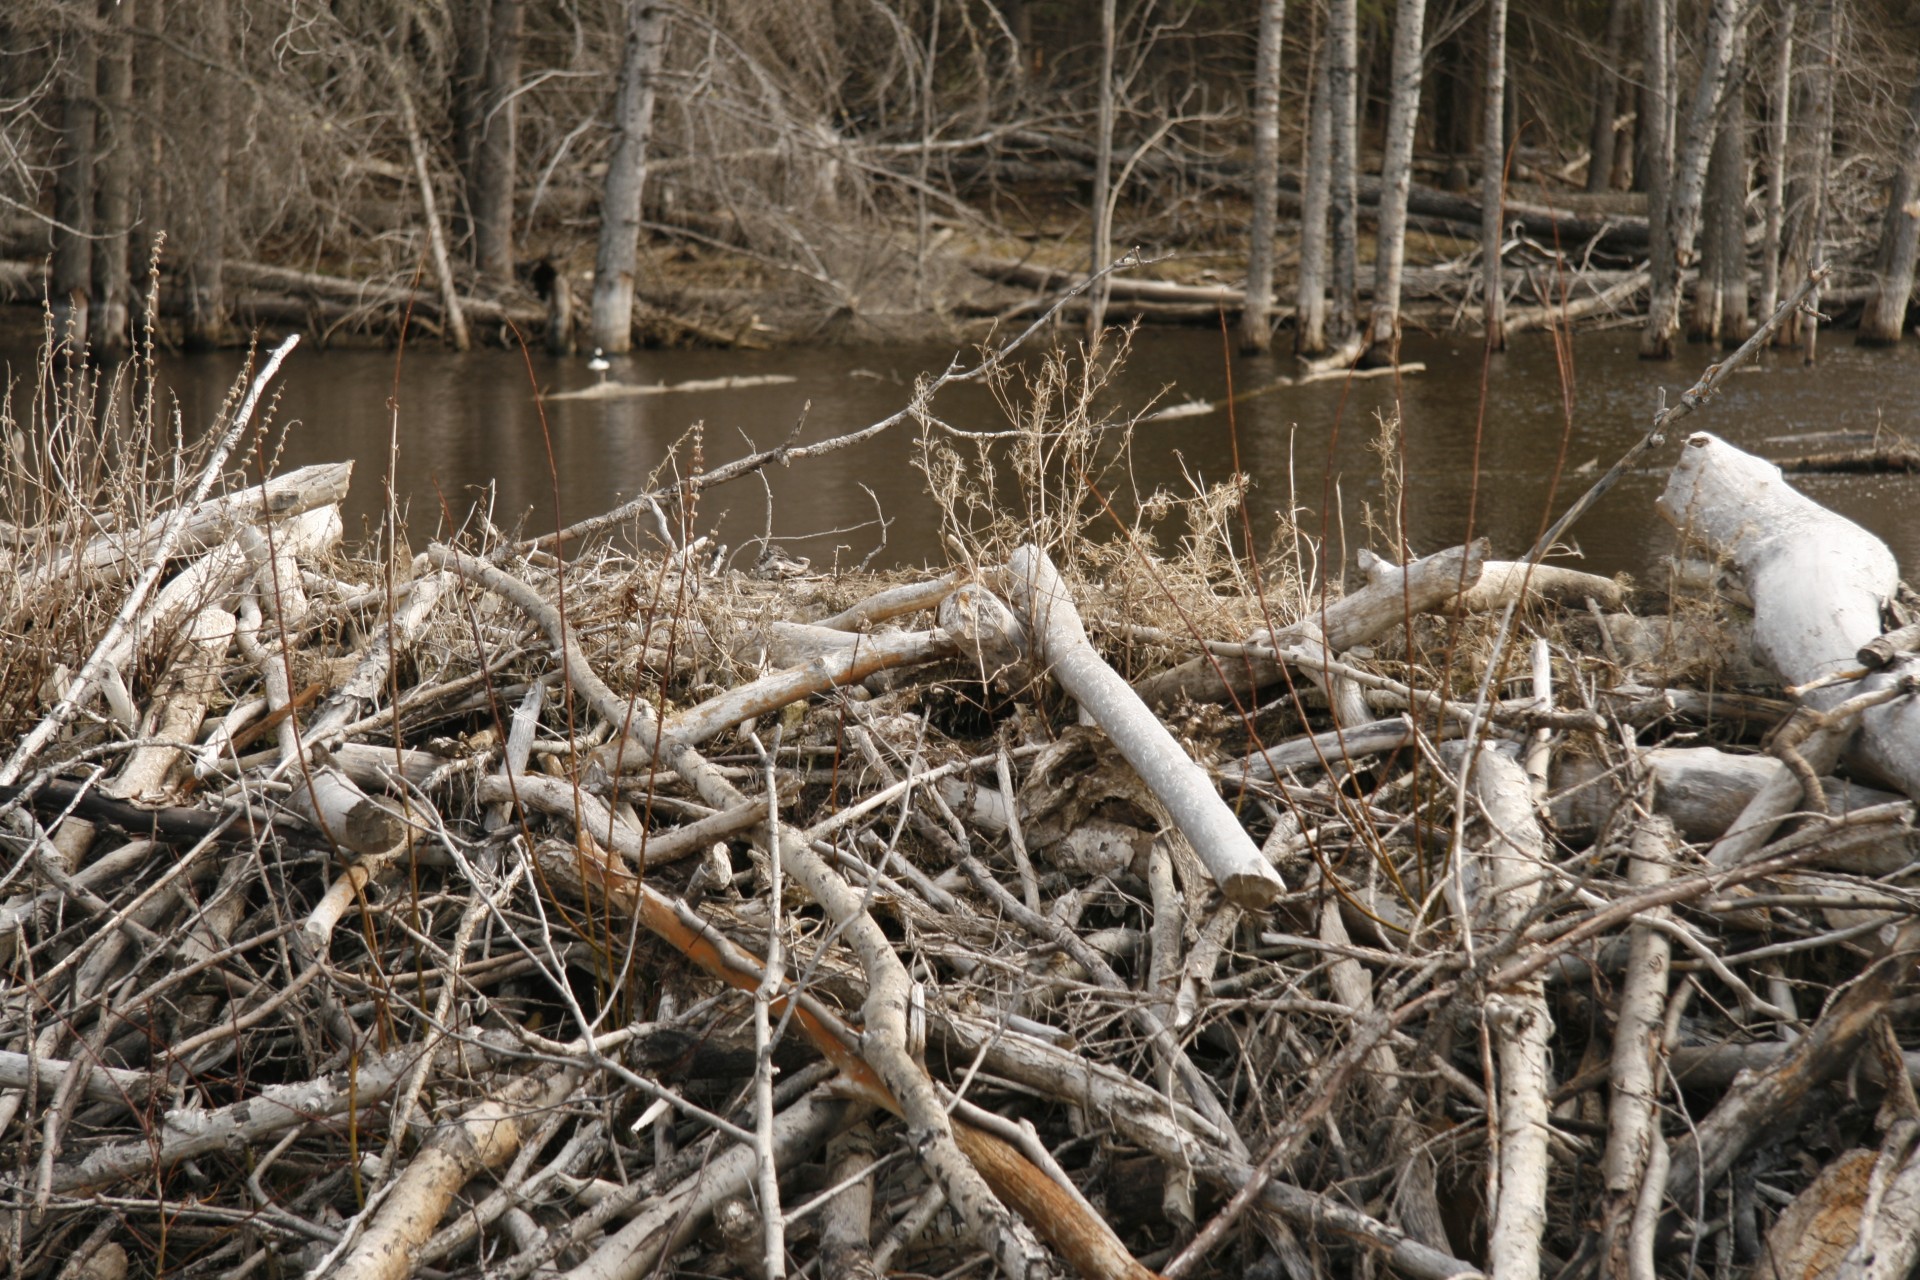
[9,327,1920,585]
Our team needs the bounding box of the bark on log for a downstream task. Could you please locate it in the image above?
[30,1036,504,1194]
[1136,541,1486,708]
[1665,918,1920,1214]
[333,1069,577,1280]
[1551,745,1904,846]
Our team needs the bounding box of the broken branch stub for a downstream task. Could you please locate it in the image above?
[1004,545,1284,910]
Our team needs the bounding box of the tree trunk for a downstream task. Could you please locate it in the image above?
[1085,0,1118,340]
[1239,0,1287,354]
[1691,82,1750,345]
[1296,7,1332,356]
[1363,0,1429,364]
[1757,3,1795,322]
[1481,0,1508,350]
[1643,0,1743,359]
[1636,0,1675,358]
[184,0,232,351]
[590,1,668,355]
[1777,0,1834,357]
[1858,62,1920,345]
[90,0,135,356]
[450,0,491,246]
[1328,0,1360,342]
[1586,0,1631,193]
[51,22,97,346]
[472,0,522,293]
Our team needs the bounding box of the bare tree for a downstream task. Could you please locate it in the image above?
[1756,3,1795,322]
[1086,0,1118,340]
[50,10,95,344]
[1240,0,1286,354]
[473,0,524,293]
[1482,0,1508,350]
[590,0,667,354]
[90,0,134,355]
[182,0,232,351]
[1296,5,1332,356]
[1641,0,1747,358]
[1364,0,1429,364]
[1328,0,1359,343]
[1691,77,1750,344]
[1586,0,1631,192]
[1637,0,1674,359]
[1859,61,1920,345]
[1777,0,1835,357]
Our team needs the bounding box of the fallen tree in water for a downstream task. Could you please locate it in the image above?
[5,273,1920,1280]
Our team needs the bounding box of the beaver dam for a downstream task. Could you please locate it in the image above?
[6,275,1920,1280]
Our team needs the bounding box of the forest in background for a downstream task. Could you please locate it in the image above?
[4,0,1920,361]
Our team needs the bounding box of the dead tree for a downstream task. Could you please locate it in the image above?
[1482,0,1508,350]
[182,0,233,351]
[1757,2,1796,321]
[1363,0,1429,364]
[472,0,523,293]
[90,0,134,356]
[1328,0,1360,343]
[1586,0,1632,192]
[51,15,96,346]
[1086,0,1118,340]
[590,0,668,354]
[1296,6,1331,356]
[1690,82,1751,345]
[1859,60,1920,346]
[1239,0,1286,354]
[1776,0,1834,356]
[1642,0,1745,359]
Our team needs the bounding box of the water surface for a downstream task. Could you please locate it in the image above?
[8,326,1919,583]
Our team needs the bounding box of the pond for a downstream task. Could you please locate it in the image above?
[8,323,1920,586]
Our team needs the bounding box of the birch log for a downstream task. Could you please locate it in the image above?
[1136,540,1487,708]
[1597,817,1675,1277]
[1657,432,1920,800]
[333,1069,578,1280]
[1006,545,1284,909]
[1463,742,1553,1280]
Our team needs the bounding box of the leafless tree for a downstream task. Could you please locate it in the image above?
[590,0,666,353]
[1859,59,1920,344]
[1364,0,1429,364]
[1240,0,1286,354]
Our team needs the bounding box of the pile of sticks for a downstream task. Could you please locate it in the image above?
[6,280,1920,1280]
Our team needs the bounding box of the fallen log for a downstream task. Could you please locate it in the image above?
[1657,432,1920,800]
[1005,545,1284,909]
[1134,540,1488,709]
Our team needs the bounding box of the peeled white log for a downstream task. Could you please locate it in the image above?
[1597,818,1675,1275]
[36,461,352,587]
[1135,541,1489,707]
[103,606,235,803]
[1360,550,1625,613]
[1004,545,1283,909]
[1657,433,1920,799]
[1458,742,1553,1280]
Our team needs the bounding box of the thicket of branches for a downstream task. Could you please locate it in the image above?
[4,1,1920,354]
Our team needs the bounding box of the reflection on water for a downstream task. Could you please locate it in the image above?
[6,326,1919,581]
